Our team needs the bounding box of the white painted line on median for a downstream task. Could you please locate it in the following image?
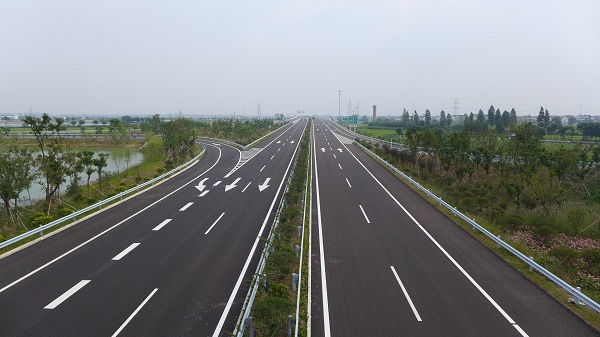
[359,205,370,224]
[153,219,172,231]
[213,180,222,186]
[179,202,194,211]
[242,182,252,192]
[205,212,226,234]
[346,178,352,188]
[212,120,308,337]
[112,243,140,260]
[44,280,90,309]
[199,190,209,197]
[313,123,332,337]
[111,288,158,337]
[338,163,342,170]
[260,165,266,172]
[391,266,422,321]
[340,138,529,337]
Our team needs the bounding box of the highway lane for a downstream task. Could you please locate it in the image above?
[311,119,597,336]
[0,118,308,336]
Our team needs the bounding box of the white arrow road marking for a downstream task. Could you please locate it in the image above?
[112,243,140,260]
[225,178,241,192]
[44,280,90,309]
[195,178,208,192]
[337,148,343,152]
[213,181,222,186]
[153,219,172,231]
[321,148,325,153]
[290,140,295,143]
[277,140,281,144]
[205,212,226,234]
[179,202,194,211]
[258,178,271,192]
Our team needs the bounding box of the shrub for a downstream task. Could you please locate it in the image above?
[253,295,294,336]
[30,212,53,227]
[269,283,289,298]
[549,247,579,266]
[535,226,557,246]
[57,208,73,217]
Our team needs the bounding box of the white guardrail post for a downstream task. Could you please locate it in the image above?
[0,147,206,251]
[354,141,600,314]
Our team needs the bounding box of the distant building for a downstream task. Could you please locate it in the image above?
[372,105,377,120]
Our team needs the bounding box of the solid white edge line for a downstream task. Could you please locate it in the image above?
[112,243,140,261]
[44,280,90,309]
[152,219,172,231]
[314,121,332,337]
[346,178,352,188]
[337,132,529,337]
[390,266,422,321]
[307,121,314,337]
[242,182,252,192]
[111,288,158,337]
[204,212,226,235]
[359,205,370,224]
[179,202,194,211]
[0,145,223,294]
[211,119,308,337]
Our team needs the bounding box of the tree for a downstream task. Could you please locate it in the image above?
[537,106,546,127]
[81,150,96,196]
[0,149,35,229]
[501,110,510,128]
[401,109,410,126]
[161,118,197,160]
[412,110,419,125]
[70,120,77,126]
[475,109,487,132]
[424,109,432,126]
[446,113,453,127]
[93,153,109,190]
[439,110,446,128]
[78,119,85,126]
[509,108,518,129]
[544,109,550,127]
[487,105,496,125]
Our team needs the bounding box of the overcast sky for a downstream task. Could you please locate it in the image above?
[1,0,599,117]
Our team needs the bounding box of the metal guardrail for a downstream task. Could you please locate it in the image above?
[0,147,206,251]
[330,122,405,148]
[234,125,308,337]
[355,141,600,313]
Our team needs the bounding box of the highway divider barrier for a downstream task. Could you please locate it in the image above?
[354,140,600,314]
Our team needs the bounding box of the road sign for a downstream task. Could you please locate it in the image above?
[348,114,358,127]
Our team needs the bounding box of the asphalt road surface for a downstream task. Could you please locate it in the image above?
[309,118,597,337]
[0,118,308,337]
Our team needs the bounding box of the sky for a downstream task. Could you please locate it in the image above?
[1,0,599,117]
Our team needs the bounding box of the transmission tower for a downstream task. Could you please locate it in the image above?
[347,99,353,116]
[356,101,360,116]
[452,98,460,116]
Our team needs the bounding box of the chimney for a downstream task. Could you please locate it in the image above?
[372,105,377,120]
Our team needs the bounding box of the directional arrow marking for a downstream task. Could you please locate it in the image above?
[321,148,325,153]
[290,140,294,143]
[225,178,241,192]
[337,148,343,152]
[276,140,281,144]
[195,178,208,192]
[258,178,271,192]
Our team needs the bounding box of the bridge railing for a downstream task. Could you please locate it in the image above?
[355,141,600,313]
[0,147,205,251]
[197,121,291,151]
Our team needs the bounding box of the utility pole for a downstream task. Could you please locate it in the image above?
[338,90,342,118]
[453,98,459,116]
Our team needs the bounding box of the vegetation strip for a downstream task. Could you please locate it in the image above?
[236,122,310,336]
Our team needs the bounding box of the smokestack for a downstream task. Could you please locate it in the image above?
[372,105,377,120]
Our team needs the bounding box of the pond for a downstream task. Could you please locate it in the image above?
[12,148,144,203]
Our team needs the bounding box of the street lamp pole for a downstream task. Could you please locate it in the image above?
[338,90,342,118]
